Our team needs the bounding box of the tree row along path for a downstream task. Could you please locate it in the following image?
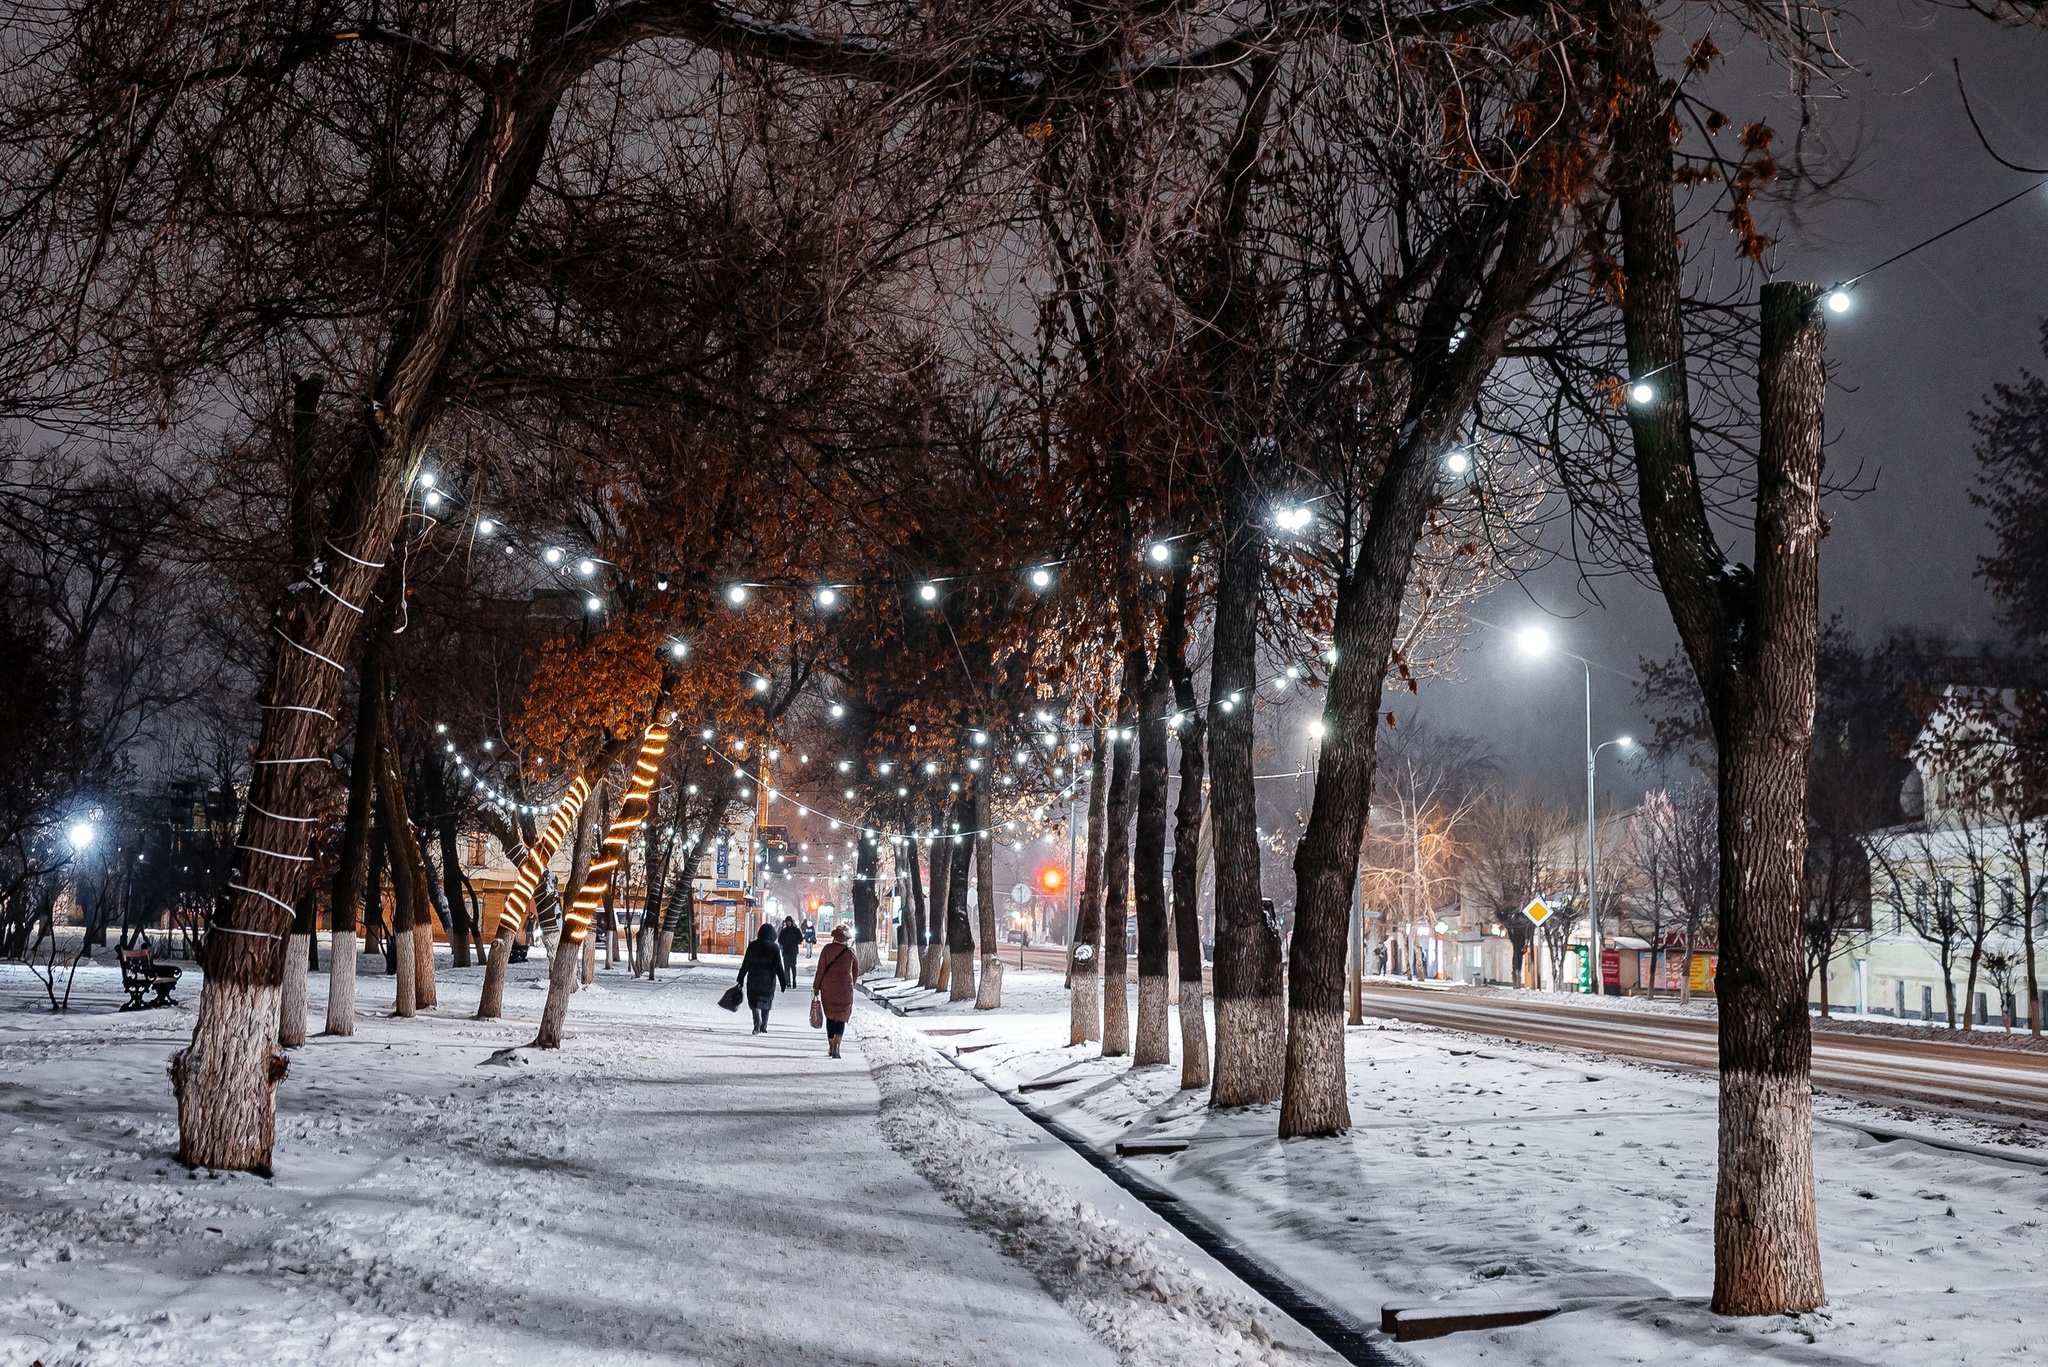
[1356,982,2048,1119]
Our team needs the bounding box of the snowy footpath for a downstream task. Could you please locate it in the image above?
[879,965,2048,1367]
[0,956,1333,1367]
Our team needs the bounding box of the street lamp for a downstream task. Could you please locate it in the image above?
[1518,627,1634,993]
[67,820,95,853]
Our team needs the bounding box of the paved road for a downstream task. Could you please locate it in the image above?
[1003,952,2048,1118]
[1357,980,2048,1119]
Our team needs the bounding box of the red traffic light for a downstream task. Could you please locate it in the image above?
[1037,864,1066,894]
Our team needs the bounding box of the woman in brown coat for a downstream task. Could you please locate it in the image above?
[812,923,859,1058]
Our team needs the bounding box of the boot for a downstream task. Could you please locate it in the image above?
[828,1039,841,1059]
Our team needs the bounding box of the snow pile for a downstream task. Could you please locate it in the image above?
[859,1011,1313,1367]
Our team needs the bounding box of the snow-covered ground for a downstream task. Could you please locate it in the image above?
[0,956,1331,1367]
[886,965,2048,1366]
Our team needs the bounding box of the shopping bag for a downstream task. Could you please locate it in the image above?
[717,985,744,1012]
[809,993,824,1029]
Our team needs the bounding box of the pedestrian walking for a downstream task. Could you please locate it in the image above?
[812,923,859,1059]
[777,915,802,987]
[803,921,817,958]
[737,924,784,1034]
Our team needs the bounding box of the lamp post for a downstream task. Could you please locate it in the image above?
[1516,627,1633,994]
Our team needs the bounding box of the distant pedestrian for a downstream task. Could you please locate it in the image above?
[803,921,817,958]
[737,924,784,1034]
[777,915,802,987]
[812,924,859,1059]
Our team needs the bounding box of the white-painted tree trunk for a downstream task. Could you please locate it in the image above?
[324,931,357,1036]
[277,935,311,1047]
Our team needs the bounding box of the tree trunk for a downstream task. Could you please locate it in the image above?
[1601,0,1828,1308]
[434,809,472,969]
[1696,284,1830,1316]
[480,775,596,1018]
[854,825,881,975]
[1071,726,1109,1045]
[170,63,584,1172]
[2027,887,2040,1038]
[1132,652,1173,1065]
[922,828,951,990]
[535,920,582,1048]
[974,782,1003,1009]
[946,794,976,1000]
[324,646,381,1037]
[1167,586,1211,1088]
[365,823,388,961]
[1279,189,1551,1134]
[905,817,929,985]
[1100,667,1139,1057]
[379,761,422,1020]
[1208,510,1283,1105]
[1347,889,1364,1027]
[534,794,601,1041]
[278,887,316,1049]
[1964,942,1982,1031]
[540,721,673,1042]
[375,716,437,1012]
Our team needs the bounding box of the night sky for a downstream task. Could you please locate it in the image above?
[1394,4,2048,800]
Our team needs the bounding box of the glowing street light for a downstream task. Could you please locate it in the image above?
[1825,289,1851,314]
[67,821,95,852]
[1628,381,1655,405]
[1518,623,1634,994]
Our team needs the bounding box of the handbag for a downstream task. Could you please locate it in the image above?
[717,985,744,1012]
[810,992,824,1029]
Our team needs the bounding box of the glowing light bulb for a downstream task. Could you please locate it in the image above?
[1629,381,1655,405]
[476,519,494,535]
[543,546,564,565]
[1826,289,1851,314]
[586,596,602,612]
[1443,450,1471,475]
[816,586,838,608]
[1516,625,1552,656]
[578,558,596,577]
[919,583,938,602]
[726,583,748,605]
[1148,542,1170,563]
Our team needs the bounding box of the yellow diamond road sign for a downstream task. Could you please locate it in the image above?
[1521,896,1554,926]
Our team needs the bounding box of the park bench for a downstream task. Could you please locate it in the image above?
[119,946,182,1011]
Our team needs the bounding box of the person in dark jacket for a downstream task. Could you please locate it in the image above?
[812,923,859,1059]
[776,915,802,987]
[737,924,784,1033]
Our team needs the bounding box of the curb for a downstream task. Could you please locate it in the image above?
[937,1049,1415,1367]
